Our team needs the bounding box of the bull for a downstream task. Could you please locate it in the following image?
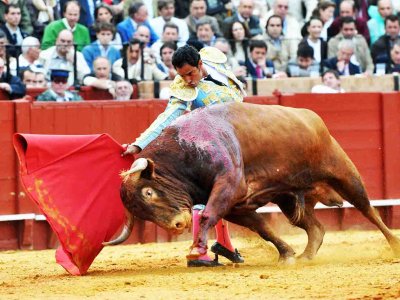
[105,102,400,262]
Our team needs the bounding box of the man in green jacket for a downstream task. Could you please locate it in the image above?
[41,0,90,51]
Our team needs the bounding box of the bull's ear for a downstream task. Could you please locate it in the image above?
[141,158,155,180]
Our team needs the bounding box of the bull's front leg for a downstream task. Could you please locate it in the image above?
[187,172,247,264]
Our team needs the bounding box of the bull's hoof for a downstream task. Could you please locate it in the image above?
[297,252,315,261]
[278,256,296,265]
[210,242,244,263]
[187,259,223,267]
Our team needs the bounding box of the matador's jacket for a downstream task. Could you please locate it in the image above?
[133,47,246,150]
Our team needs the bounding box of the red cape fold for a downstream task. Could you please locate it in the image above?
[13,133,134,275]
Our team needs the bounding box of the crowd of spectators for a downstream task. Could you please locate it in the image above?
[1,0,400,101]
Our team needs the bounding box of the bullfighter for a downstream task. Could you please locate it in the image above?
[122,44,246,267]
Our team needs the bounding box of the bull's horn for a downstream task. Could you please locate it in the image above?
[130,158,148,172]
[102,210,134,246]
[120,158,148,181]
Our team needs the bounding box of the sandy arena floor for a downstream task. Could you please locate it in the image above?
[0,229,399,300]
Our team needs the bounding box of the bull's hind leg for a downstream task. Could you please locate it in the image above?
[275,196,325,260]
[330,171,400,256]
[225,211,296,264]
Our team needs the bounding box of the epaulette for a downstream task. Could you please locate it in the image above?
[169,75,198,101]
[200,47,227,64]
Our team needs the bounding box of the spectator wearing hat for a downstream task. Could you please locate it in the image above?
[0,56,26,99]
[37,68,82,101]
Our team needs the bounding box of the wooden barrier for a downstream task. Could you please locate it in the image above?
[1,93,400,250]
[138,81,172,99]
[246,74,396,96]
[134,75,397,98]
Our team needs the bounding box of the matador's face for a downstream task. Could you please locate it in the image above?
[176,60,204,88]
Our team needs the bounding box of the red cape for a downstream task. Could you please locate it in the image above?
[13,134,133,275]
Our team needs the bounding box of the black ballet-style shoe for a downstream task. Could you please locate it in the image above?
[210,242,244,263]
[187,259,224,267]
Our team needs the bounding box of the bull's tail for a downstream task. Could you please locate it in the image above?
[273,192,305,226]
[290,191,305,225]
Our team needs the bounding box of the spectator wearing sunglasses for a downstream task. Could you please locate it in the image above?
[37,68,82,101]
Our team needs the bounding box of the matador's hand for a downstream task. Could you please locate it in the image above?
[121,144,141,156]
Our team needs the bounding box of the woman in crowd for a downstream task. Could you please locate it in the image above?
[94,4,123,50]
[225,20,251,64]
[304,1,336,41]
[298,17,328,74]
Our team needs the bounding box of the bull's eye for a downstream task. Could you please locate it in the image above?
[141,187,154,200]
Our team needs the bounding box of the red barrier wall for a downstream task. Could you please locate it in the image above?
[1,93,399,250]
[280,93,384,199]
[381,93,400,228]
[0,101,17,214]
[279,93,398,230]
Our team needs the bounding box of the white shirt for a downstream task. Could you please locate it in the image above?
[39,46,91,85]
[62,18,77,32]
[9,55,43,76]
[149,17,190,43]
[5,23,23,45]
[307,38,321,62]
[311,84,345,94]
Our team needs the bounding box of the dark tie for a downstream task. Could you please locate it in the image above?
[13,33,17,44]
[204,75,225,86]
